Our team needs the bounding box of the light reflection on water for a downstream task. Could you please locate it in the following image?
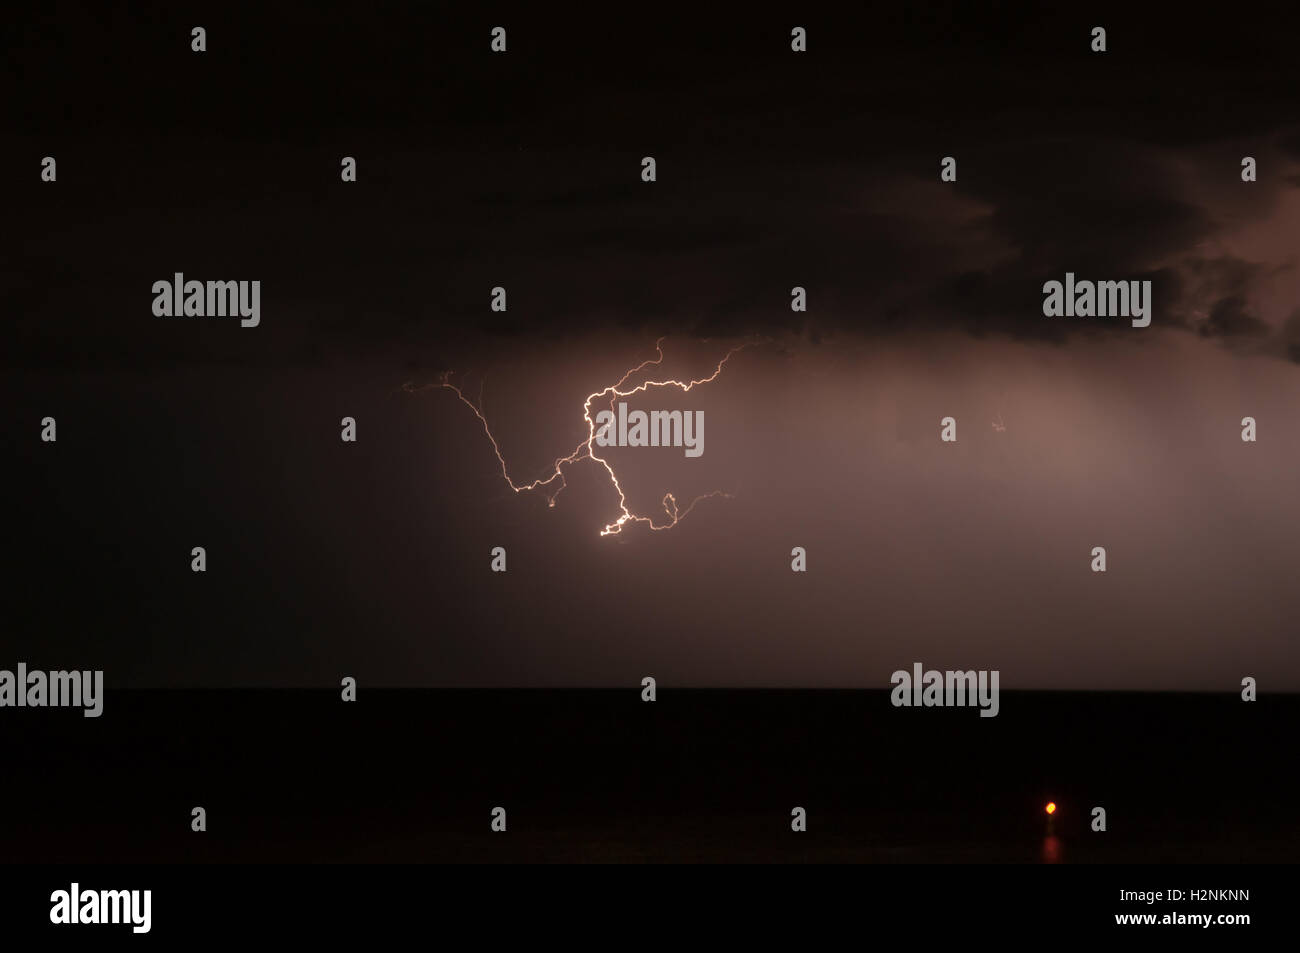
[1041,834,1063,863]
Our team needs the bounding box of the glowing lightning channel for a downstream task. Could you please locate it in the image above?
[404,338,757,536]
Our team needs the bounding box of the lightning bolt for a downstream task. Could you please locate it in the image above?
[404,338,757,536]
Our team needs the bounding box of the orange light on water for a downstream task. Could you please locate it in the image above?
[1045,802,1057,815]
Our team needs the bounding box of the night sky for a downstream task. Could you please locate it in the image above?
[6,2,1300,690]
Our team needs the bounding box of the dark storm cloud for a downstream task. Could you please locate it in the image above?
[1201,296,1269,339]
[9,1,1300,372]
[1177,248,1282,342]
[921,143,1207,338]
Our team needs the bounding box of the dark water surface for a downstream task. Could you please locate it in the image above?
[1,689,1293,863]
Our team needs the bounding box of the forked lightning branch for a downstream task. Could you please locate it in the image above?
[405,338,755,536]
